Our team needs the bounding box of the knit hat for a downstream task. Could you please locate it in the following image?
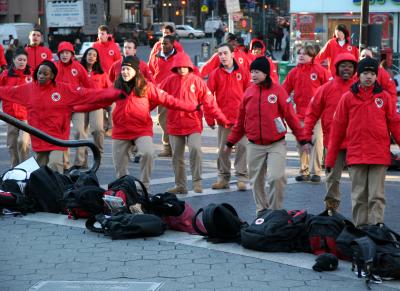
[312,253,338,272]
[357,57,379,76]
[250,57,270,75]
[121,56,140,72]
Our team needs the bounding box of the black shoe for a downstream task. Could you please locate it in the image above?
[295,175,310,182]
[310,175,321,183]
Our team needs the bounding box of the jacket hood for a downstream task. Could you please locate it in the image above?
[171,53,194,72]
[249,39,266,55]
[333,53,357,76]
[57,41,75,55]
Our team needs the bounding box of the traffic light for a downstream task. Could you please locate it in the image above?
[181,0,186,6]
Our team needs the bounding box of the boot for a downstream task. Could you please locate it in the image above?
[211,180,229,190]
[237,181,247,191]
[166,186,188,194]
[158,145,172,157]
[325,198,340,215]
[193,181,203,193]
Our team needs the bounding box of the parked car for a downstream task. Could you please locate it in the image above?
[147,22,176,47]
[204,19,226,37]
[114,22,148,46]
[0,23,34,49]
[175,25,205,39]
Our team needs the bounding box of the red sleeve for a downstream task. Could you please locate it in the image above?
[386,92,400,145]
[303,87,325,141]
[0,83,30,105]
[278,87,304,141]
[66,85,121,107]
[199,53,220,78]
[148,83,196,112]
[267,57,279,83]
[148,42,161,63]
[227,97,247,145]
[282,69,295,94]
[0,70,7,85]
[78,64,95,88]
[113,44,122,62]
[315,40,331,64]
[174,41,184,52]
[379,68,398,102]
[200,82,228,126]
[140,61,155,83]
[206,70,217,93]
[325,94,349,168]
[321,66,332,84]
[0,45,6,67]
[108,62,117,83]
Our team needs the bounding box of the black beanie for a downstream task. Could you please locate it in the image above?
[121,56,140,72]
[357,57,379,76]
[312,253,338,272]
[250,57,270,75]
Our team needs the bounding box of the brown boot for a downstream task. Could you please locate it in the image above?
[237,181,247,191]
[211,180,229,189]
[166,186,188,194]
[193,181,203,193]
[158,146,172,157]
[325,198,340,215]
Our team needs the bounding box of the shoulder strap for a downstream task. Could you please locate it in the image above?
[192,207,208,236]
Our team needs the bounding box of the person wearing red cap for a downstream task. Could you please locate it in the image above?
[283,45,331,183]
[0,48,32,166]
[302,53,358,213]
[160,53,230,194]
[24,28,53,70]
[325,57,400,226]
[225,57,306,213]
[55,41,94,170]
[0,60,124,173]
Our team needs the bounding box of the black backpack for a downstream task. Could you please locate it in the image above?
[63,186,106,219]
[85,211,166,240]
[0,190,36,214]
[192,203,247,242]
[241,209,311,252]
[0,168,30,195]
[26,166,73,213]
[148,192,185,217]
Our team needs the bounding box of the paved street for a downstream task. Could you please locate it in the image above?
[1,39,400,290]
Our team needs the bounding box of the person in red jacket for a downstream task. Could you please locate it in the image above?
[325,58,400,226]
[247,39,279,83]
[283,45,331,183]
[0,60,123,173]
[55,41,94,170]
[148,24,184,62]
[0,48,32,166]
[160,53,230,194]
[315,24,359,76]
[303,53,358,213]
[79,47,110,161]
[0,44,7,70]
[207,43,250,191]
[225,57,306,213]
[92,25,122,72]
[24,28,53,70]
[148,35,182,157]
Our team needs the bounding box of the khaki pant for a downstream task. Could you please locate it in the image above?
[169,133,202,189]
[157,106,170,148]
[247,140,287,213]
[35,150,64,174]
[348,164,387,226]
[325,149,346,202]
[217,126,247,182]
[7,123,30,167]
[112,136,154,190]
[297,120,323,176]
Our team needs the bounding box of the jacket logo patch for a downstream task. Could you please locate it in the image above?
[310,73,318,81]
[51,92,61,102]
[71,68,78,76]
[347,46,353,51]
[25,76,33,83]
[375,98,384,108]
[255,218,264,225]
[190,84,196,93]
[41,53,47,59]
[267,94,277,103]
[109,50,115,56]
[238,57,244,64]
[236,73,242,81]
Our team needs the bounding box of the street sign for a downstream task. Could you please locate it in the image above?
[225,0,240,13]
[201,4,208,13]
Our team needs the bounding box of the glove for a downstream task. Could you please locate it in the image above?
[195,103,203,111]
[325,167,332,174]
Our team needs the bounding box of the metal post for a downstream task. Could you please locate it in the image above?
[262,0,266,44]
[359,0,369,51]
[182,5,184,24]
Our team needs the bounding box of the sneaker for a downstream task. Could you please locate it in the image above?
[211,180,229,189]
[166,186,188,194]
[310,175,321,183]
[237,181,247,191]
[295,175,311,182]
[193,181,203,193]
[158,148,172,157]
[325,198,340,215]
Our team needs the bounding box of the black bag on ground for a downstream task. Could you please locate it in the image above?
[26,166,73,213]
[148,192,185,217]
[0,190,36,214]
[0,168,30,194]
[192,203,247,242]
[85,211,166,239]
[241,209,311,252]
[63,186,106,219]
[69,170,100,187]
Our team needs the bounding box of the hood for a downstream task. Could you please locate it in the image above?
[333,53,357,76]
[57,41,75,56]
[249,39,266,55]
[171,53,195,72]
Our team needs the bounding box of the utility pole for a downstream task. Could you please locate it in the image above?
[262,0,266,43]
[359,0,369,51]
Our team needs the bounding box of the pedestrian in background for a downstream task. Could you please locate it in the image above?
[24,28,53,70]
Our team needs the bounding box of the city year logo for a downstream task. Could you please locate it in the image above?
[25,76,33,83]
[347,46,353,51]
[267,94,277,103]
[109,50,115,56]
[238,57,244,64]
[255,218,264,225]
[71,68,78,76]
[236,73,242,81]
[51,92,61,102]
[190,84,196,93]
[41,53,47,59]
[310,73,318,81]
[375,97,384,108]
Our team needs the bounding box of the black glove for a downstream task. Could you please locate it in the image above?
[325,167,332,174]
[196,103,203,111]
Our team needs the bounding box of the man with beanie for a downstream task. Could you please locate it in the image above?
[226,57,306,214]
[303,53,358,214]
[325,57,400,226]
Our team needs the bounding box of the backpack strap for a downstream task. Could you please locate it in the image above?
[192,207,208,236]
[351,236,377,288]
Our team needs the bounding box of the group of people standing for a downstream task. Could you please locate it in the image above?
[0,23,398,228]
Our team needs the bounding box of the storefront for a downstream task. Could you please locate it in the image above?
[290,0,400,63]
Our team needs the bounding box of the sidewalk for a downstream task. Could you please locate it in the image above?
[1,213,399,291]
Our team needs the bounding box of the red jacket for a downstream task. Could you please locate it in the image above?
[25,44,53,70]
[108,59,154,83]
[325,82,400,168]
[111,82,196,140]
[148,49,180,85]
[199,47,250,78]
[227,82,305,146]
[207,61,250,124]
[377,67,397,104]
[0,45,6,68]
[160,54,229,136]
[92,39,122,72]
[282,62,331,120]
[56,60,94,88]
[88,71,110,89]
[0,67,33,120]
[0,82,121,152]
[247,39,279,83]
[315,38,359,75]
